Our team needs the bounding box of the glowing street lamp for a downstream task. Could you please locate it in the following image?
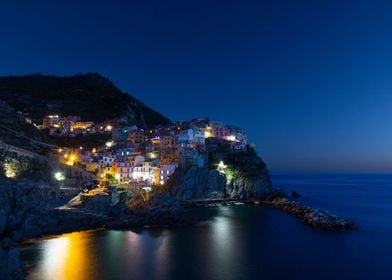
[217,161,227,174]
[141,186,152,201]
[218,161,226,169]
[54,172,65,181]
[105,141,114,148]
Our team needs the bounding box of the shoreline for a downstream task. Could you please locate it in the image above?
[0,194,356,279]
[12,195,357,243]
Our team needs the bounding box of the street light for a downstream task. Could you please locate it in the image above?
[217,161,227,174]
[141,186,152,201]
[105,141,114,148]
[54,172,65,181]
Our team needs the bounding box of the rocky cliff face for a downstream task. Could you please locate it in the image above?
[227,172,272,199]
[170,167,227,200]
[0,180,52,241]
[0,180,53,279]
[168,143,273,200]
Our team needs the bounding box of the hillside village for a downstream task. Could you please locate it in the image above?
[37,114,248,189]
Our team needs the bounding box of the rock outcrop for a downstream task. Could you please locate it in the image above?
[227,173,271,200]
[0,245,25,280]
[0,180,52,241]
[170,167,226,200]
[168,142,273,201]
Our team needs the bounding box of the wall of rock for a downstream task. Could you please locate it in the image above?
[169,154,272,201]
[170,167,227,200]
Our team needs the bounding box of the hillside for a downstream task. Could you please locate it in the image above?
[0,73,171,128]
[0,101,52,150]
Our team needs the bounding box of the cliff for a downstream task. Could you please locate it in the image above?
[168,140,273,200]
[0,73,171,128]
[169,167,227,200]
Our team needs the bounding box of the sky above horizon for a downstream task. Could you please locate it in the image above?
[1,0,392,172]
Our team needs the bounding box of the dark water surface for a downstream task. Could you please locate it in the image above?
[21,173,392,280]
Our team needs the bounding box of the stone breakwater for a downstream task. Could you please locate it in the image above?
[263,196,356,230]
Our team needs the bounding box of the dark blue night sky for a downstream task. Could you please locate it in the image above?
[1,0,392,172]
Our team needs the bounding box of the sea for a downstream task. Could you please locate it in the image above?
[20,173,392,280]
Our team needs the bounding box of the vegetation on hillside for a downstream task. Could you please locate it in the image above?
[0,101,53,150]
[206,138,271,182]
[0,73,171,128]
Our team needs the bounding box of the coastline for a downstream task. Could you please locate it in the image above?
[0,187,356,279]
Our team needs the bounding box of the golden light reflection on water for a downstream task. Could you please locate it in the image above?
[34,231,97,280]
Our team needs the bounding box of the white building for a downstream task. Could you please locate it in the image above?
[178,127,205,144]
[132,161,154,182]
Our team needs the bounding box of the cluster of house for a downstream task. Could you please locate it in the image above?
[55,118,247,187]
[40,114,118,136]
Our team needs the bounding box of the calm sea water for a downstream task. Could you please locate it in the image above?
[21,173,392,280]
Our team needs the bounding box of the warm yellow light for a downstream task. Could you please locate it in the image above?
[4,163,17,178]
[58,148,63,153]
[92,148,96,153]
[204,131,213,138]
[64,154,68,158]
[114,174,120,180]
[66,154,77,166]
[106,125,112,131]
